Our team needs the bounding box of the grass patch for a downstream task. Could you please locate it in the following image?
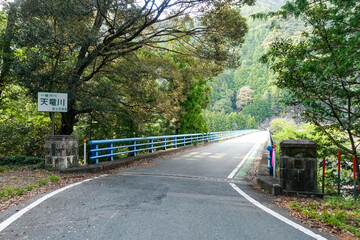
[25,184,37,191]
[37,178,47,186]
[0,166,66,205]
[49,175,60,182]
[289,197,360,237]
[16,187,24,196]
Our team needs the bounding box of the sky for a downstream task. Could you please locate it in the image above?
[0,0,14,10]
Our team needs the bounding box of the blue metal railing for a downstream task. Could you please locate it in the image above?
[88,130,257,164]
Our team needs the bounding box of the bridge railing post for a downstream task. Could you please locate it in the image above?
[107,143,113,161]
[130,141,136,156]
[173,137,177,148]
[149,139,154,153]
[182,136,185,146]
[91,144,99,164]
[162,138,166,150]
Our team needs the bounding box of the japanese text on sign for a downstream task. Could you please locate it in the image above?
[37,92,68,112]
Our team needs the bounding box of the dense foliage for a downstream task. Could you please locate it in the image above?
[259,0,360,177]
[270,118,355,194]
[0,0,255,157]
[0,85,51,157]
[204,110,256,131]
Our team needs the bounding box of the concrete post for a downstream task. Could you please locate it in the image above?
[45,135,79,170]
[279,140,318,193]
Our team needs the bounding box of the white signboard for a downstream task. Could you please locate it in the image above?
[37,92,68,112]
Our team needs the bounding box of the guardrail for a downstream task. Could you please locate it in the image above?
[89,130,257,164]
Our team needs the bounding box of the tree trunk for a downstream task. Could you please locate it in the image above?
[60,109,78,135]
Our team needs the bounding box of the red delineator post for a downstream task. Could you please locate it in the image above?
[353,156,356,180]
[338,150,341,195]
[322,156,326,194]
[353,156,357,200]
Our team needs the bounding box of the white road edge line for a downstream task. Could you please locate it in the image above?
[229,183,327,240]
[227,143,258,179]
[0,175,107,232]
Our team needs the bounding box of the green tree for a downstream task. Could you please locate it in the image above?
[5,0,253,135]
[203,109,257,131]
[178,78,210,133]
[0,4,16,100]
[0,85,50,156]
[235,85,254,110]
[258,0,360,177]
[74,45,216,139]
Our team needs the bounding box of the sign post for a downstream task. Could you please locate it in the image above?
[37,92,68,135]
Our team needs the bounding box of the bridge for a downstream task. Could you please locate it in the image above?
[0,131,334,239]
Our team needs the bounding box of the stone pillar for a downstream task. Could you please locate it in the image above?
[45,135,79,170]
[279,140,318,193]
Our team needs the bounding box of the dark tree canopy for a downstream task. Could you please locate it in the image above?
[1,0,254,135]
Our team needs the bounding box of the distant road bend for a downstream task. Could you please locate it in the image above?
[0,131,335,240]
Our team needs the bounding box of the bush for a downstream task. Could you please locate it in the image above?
[0,156,16,165]
[0,121,50,157]
[30,161,46,169]
[0,85,51,157]
[0,156,44,168]
[15,155,26,164]
[23,157,43,165]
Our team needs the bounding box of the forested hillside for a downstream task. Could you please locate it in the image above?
[0,0,255,157]
[0,0,308,157]
[205,0,307,131]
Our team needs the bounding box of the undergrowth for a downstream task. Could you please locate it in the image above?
[290,197,360,237]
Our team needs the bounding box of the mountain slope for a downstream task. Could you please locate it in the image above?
[205,0,306,130]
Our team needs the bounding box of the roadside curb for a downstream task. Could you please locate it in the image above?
[256,141,283,196]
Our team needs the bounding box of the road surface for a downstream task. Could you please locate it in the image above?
[0,131,335,239]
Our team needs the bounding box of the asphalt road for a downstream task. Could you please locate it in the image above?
[0,131,336,240]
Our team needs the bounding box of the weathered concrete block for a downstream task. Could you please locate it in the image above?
[45,135,79,170]
[280,140,317,158]
[279,140,318,193]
